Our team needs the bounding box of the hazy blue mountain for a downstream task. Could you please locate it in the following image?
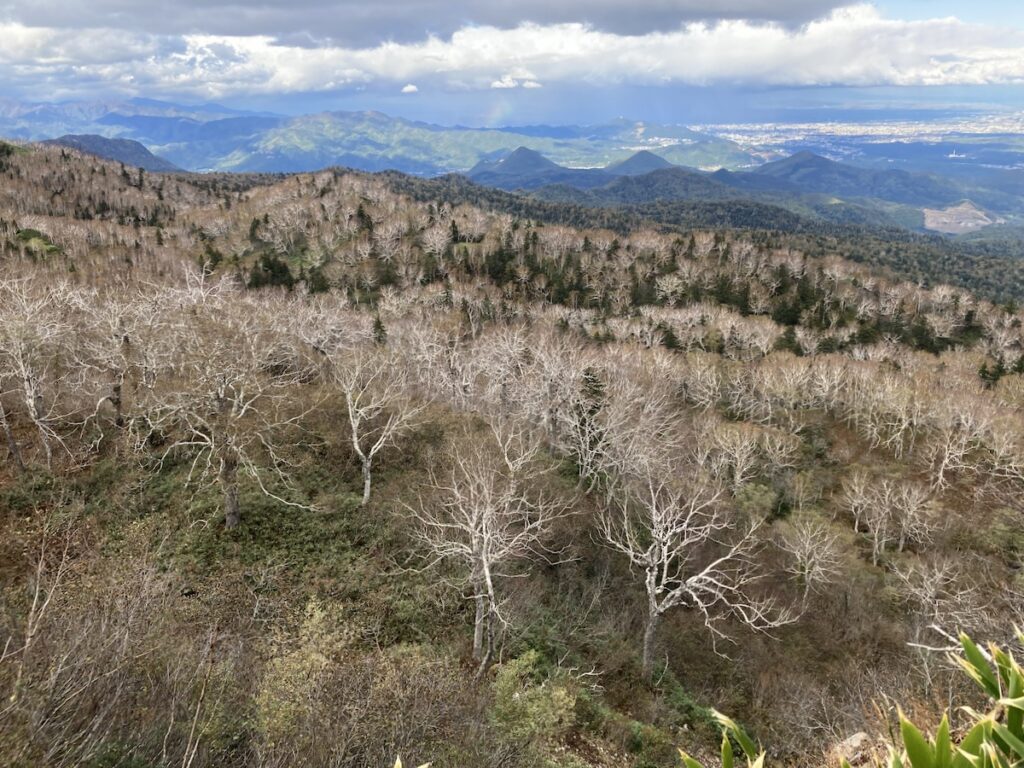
[42,134,181,171]
[752,151,963,205]
[96,114,285,144]
[535,166,734,203]
[217,112,755,174]
[709,167,804,194]
[605,150,674,176]
[469,146,563,175]
[486,124,598,139]
[0,99,757,174]
[0,98,264,137]
[727,130,1024,199]
[486,148,1020,234]
[467,147,614,190]
[509,152,967,232]
[753,151,1024,214]
[474,147,976,212]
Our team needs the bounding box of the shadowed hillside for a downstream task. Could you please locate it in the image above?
[43,134,182,172]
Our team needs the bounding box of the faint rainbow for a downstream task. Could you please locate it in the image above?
[483,95,514,128]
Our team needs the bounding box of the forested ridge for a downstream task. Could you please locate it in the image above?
[383,171,1024,303]
[3,142,1024,767]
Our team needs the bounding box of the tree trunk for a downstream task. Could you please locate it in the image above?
[24,380,51,470]
[642,611,660,679]
[0,402,25,474]
[360,457,372,506]
[472,592,486,661]
[220,452,241,529]
[111,381,124,429]
[475,566,498,678]
[36,422,52,471]
[475,603,495,680]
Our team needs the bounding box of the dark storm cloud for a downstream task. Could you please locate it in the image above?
[0,0,851,44]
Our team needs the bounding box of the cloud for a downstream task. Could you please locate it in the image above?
[0,6,1021,100]
[1,0,851,44]
[401,83,419,93]
[490,74,543,89]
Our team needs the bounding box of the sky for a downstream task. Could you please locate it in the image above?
[0,0,1021,125]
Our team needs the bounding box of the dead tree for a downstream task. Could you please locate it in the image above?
[131,278,316,529]
[409,421,568,676]
[600,464,791,678]
[777,515,842,600]
[0,279,78,470]
[330,348,422,506]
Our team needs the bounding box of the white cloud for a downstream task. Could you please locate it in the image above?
[490,75,519,89]
[489,70,542,89]
[0,5,1021,99]
[401,83,418,93]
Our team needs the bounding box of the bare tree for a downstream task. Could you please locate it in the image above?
[71,286,172,445]
[599,370,686,493]
[560,366,618,492]
[837,470,873,533]
[421,221,452,257]
[1,521,230,768]
[711,421,762,492]
[889,481,935,554]
[777,516,843,600]
[893,557,986,690]
[854,478,936,566]
[131,279,316,528]
[858,484,896,567]
[330,348,422,506]
[599,465,791,678]
[2,518,73,704]
[408,421,569,675]
[923,397,990,490]
[0,279,79,470]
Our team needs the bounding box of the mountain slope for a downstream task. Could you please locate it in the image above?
[510,150,1024,233]
[385,170,1024,302]
[467,147,613,190]
[468,146,564,176]
[606,150,675,176]
[528,162,912,229]
[753,151,971,207]
[42,134,181,171]
[535,166,736,203]
[6,141,1024,768]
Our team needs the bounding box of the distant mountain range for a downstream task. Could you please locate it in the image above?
[464,146,1022,235]
[42,134,181,172]
[466,147,682,191]
[4,97,1021,240]
[0,98,755,174]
